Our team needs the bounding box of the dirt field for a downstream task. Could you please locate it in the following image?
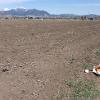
[0,19,100,100]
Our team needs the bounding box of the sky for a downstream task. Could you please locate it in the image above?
[0,0,100,15]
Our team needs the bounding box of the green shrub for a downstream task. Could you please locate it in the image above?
[96,50,100,56]
[65,79,100,100]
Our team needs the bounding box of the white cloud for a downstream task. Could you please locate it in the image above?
[0,0,43,3]
[4,8,10,11]
[0,0,31,4]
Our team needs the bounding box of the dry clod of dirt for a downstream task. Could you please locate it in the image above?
[2,68,9,72]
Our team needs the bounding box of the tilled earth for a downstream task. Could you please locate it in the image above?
[0,19,100,100]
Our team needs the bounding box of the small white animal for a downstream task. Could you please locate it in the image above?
[84,69,89,73]
[84,64,100,75]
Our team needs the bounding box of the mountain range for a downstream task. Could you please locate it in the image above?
[0,8,99,18]
[0,8,50,17]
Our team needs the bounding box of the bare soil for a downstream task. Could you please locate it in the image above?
[0,19,100,100]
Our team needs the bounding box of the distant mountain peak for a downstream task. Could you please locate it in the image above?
[0,8,50,16]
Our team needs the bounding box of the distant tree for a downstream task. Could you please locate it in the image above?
[88,18,94,20]
[81,16,87,20]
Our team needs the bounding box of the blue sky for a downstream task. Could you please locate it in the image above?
[0,0,100,15]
